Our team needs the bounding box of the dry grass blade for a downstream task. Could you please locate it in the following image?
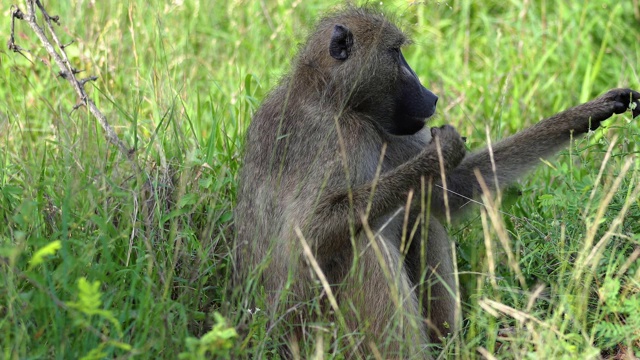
[294,226,358,353]
[479,298,563,337]
[475,168,527,288]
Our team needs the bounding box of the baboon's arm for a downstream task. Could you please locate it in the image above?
[305,126,466,252]
[434,88,640,215]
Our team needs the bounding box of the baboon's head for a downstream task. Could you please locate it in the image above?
[294,7,438,136]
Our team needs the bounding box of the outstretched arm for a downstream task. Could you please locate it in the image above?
[433,88,640,215]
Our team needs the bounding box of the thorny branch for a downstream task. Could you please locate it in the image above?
[8,1,171,289]
[8,0,139,169]
[8,5,29,59]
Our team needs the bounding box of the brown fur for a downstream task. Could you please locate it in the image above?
[233,6,640,359]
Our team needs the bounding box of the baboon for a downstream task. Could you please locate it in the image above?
[234,6,640,358]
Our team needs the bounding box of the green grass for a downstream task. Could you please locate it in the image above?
[1,0,640,358]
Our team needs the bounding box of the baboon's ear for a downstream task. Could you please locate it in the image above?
[329,24,353,60]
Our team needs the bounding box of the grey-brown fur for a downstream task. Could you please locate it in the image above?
[233,6,640,358]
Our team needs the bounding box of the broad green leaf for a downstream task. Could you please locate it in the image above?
[28,240,61,270]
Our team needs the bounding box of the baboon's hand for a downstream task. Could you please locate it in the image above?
[601,88,640,118]
[576,88,640,132]
[429,125,466,170]
[586,88,640,130]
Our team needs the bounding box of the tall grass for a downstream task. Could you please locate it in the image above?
[1,0,639,358]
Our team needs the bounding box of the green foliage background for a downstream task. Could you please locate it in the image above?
[1,0,639,358]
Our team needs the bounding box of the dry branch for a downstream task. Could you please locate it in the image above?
[8,0,139,170]
[7,0,173,288]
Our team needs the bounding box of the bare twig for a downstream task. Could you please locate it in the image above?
[8,5,30,59]
[9,1,140,169]
[34,0,60,25]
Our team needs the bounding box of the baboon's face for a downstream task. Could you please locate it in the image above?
[328,20,438,136]
[392,49,438,135]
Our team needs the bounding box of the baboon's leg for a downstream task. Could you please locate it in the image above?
[339,233,431,358]
[406,217,457,341]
